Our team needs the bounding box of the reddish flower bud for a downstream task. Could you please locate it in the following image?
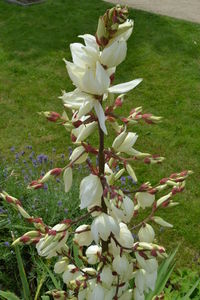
[47,112,61,122]
[20,235,30,243]
[50,168,62,177]
[115,97,123,107]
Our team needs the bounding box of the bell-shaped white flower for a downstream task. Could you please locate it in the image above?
[119,289,133,300]
[88,284,105,300]
[72,121,97,143]
[74,224,93,246]
[80,174,103,209]
[70,146,88,164]
[113,222,134,253]
[138,223,155,243]
[54,258,69,274]
[100,265,114,288]
[134,288,145,300]
[112,254,133,281]
[135,252,158,274]
[136,192,155,209]
[105,163,115,185]
[62,264,81,284]
[112,130,138,155]
[110,195,134,223]
[65,59,110,96]
[86,245,102,264]
[91,213,120,244]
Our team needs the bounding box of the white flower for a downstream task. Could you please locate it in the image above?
[110,19,134,44]
[74,224,93,246]
[110,195,134,223]
[138,223,155,243]
[62,264,81,284]
[135,252,158,274]
[112,130,138,155]
[72,121,97,143]
[100,265,114,288]
[88,284,105,300]
[116,222,134,251]
[105,163,115,185]
[135,269,146,295]
[112,254,133,281]
[136,192,155,209]
[36,224,68,259]
[119,289,133,300]
[100,38,127,68]
[69,146,88,164]
[91,213,120,244]
[54,258,68,274]
[65,59,110,96]
[134,288,145,300]
[86,245,102,264]
[80,174,103,209]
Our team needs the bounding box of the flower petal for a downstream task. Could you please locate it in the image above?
[108,78,143,94]
[94,101,107,135]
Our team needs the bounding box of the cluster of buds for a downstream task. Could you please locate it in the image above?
[96,5,129,47]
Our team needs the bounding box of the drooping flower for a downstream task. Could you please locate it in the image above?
[74,224,93,246]
[91,213,120,244]
[80,174,103,209]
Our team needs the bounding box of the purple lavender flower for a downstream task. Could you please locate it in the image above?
[10,146,15,152]
[43,183,48,190]
[4,241,10,247]
[57,201,63,207]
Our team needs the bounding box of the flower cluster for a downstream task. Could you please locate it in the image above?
[0,5,191,300]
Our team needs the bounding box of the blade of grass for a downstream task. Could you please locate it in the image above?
[34,271,47,300]
[12,233,32,300]
[182,278,200,300]
[39,259,60,290]
[0,291,21,300]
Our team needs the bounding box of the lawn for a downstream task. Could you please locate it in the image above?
[0,0,200,272]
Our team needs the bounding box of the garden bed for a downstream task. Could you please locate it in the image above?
[5,0,45,6]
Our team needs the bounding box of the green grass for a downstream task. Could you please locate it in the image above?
[0,0,200,271]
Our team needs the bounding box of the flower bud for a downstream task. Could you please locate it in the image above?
[152,216,173,228]
[63,167,72,193]
[126,163,137,183]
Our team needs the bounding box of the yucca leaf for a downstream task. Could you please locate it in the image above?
[145,247,178,299]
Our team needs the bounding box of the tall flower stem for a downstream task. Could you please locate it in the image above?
[98,100,108,252]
